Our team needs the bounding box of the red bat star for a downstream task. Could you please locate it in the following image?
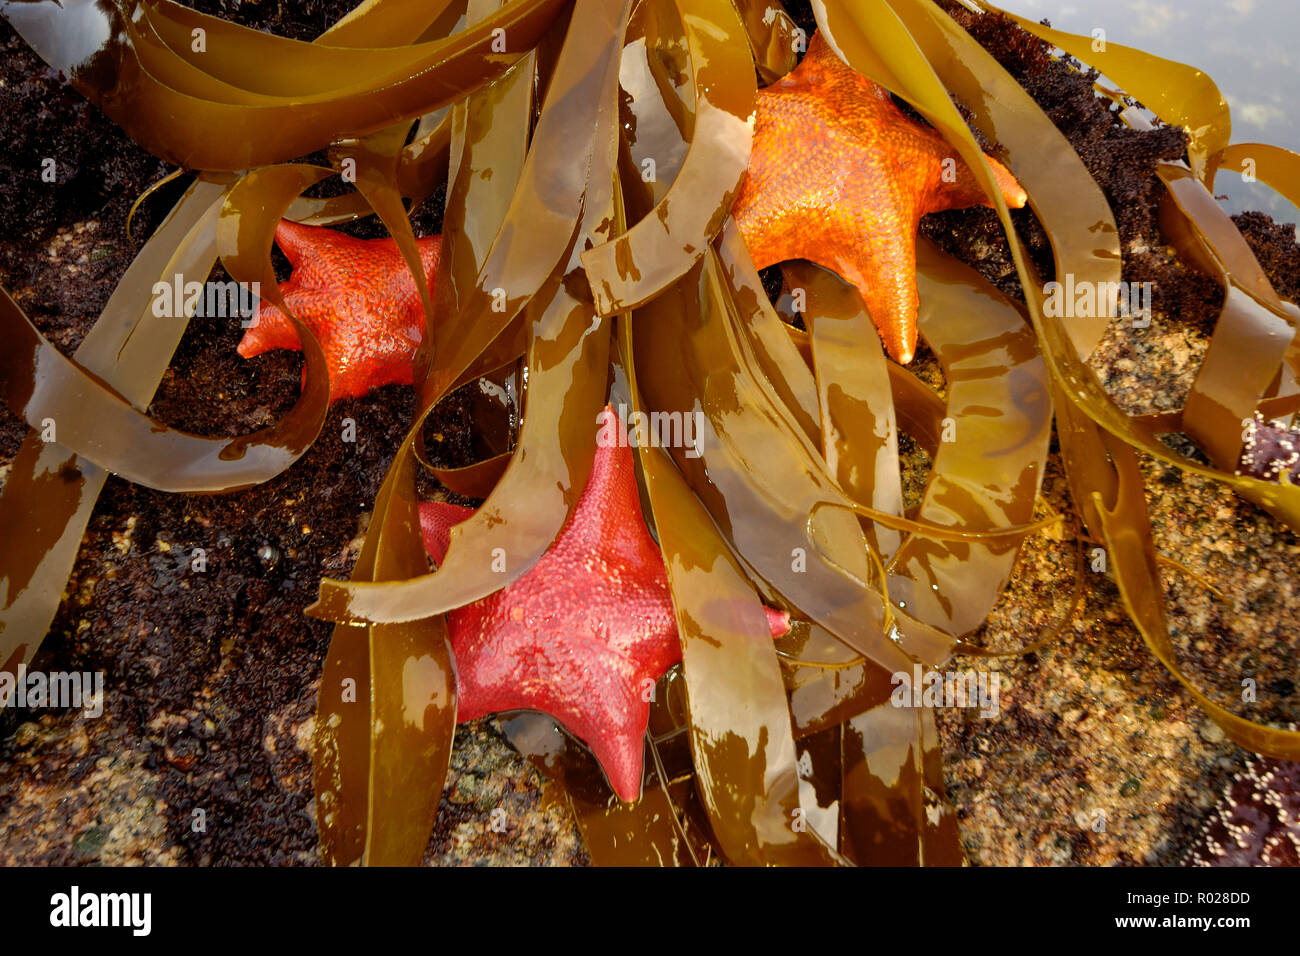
[733,32,1028,363]
[420,411,790,803]
[237,220,440,402]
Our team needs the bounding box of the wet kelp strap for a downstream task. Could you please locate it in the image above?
[0,179,226,687]
[581,0,755,316]
[1157,161,1297,473]
[873,0,1300,757]
[309,0,631,626]
[312,0,631,866]
[622,317,842,866]
[0,167,335,493]
[2,0,569,170]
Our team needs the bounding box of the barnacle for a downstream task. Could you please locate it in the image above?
[1,0,1298,865]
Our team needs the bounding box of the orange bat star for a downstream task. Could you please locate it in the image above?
[733,32,1028,363]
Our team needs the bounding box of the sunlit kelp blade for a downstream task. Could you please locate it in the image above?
[0,170,340,496]
[308,0,630,627]
[1,0,569,170]
[1210,143,1300,216]
[733,0,800,84]
[229,168,457,866]
[0,178,227,687]
[622,317,841,866]
[313,439,457,866]
[847,0,1300,755]
[580,0,756,316]
[632,253,911,676]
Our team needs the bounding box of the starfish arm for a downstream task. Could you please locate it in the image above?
[272,219,322,270]
[839,215,922,364]
[928,144,1028,214]
[733,30,1029,367]
[237,302,296,358]
[236,288,336,358]
[418,501,476,564]
[583,718,648,803]
[764,606,791,637]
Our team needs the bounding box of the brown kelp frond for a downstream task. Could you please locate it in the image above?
[0,165,336,493]
[2,0,567,170]
[0,176,228,680]
[3,0,1300,866]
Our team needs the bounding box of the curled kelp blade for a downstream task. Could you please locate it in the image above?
[309,0,629,628]
[621,315,841,866]
[427,358,521,494]
[945,13,1300,520]
[790,261,904,559]
[902,6,1300,530]
[412,0,537,393]
[222,164,455,866]
[2,0,567,170]
[881,3,1300,754]
[630,253,906,677]
[417,0,625,407]
[1163,163,1296,473]
[580,0,755,317]
[0,166,334,493]
[789,247,1056,641]
[361,469,457,866]
[0,178,227,690]
[733,0,800,84]
[1210,143,1300,216]
[886,239,1051,638]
